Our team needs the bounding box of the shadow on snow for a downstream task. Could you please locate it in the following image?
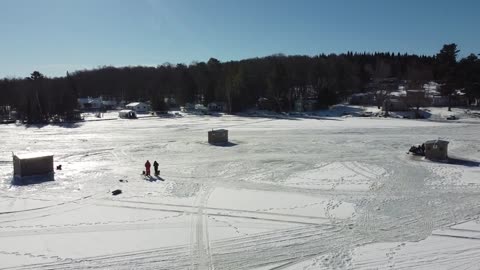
[208,142,238,147]
[447,156,480,167]
[23,122,84,129]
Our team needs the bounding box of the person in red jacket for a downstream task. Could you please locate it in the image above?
[145,160,151,176]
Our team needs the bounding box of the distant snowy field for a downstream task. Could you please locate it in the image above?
[1,107,480,269]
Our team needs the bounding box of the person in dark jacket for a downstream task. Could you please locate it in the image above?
[145,160,151,176]
[153,161,159,176]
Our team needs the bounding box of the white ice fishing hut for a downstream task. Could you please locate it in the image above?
[119,109,137,119]
[424,140,449,160]
[208,129,228,144]
[13,153,54,178]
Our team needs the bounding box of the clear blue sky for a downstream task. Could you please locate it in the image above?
[1,0,479,78]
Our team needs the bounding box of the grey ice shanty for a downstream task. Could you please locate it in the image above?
[424,140,449,160]
[13,153,54,178]
[208,129,228,144]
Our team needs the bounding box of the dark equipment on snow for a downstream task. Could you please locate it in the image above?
[409,144,425,156]
[56,165,62,170]
[409,140,449,161]
[112,189,122,196]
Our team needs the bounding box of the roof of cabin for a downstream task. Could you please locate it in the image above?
[14,152,53,160]
[425,140,449,145]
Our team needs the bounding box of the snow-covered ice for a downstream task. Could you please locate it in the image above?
[1,108,480,269]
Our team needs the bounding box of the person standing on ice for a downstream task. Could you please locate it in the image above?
[153,160,159,176]
[145,160,151,176]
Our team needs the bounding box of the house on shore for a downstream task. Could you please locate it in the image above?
[102,99,118,110]
[180,103,195,113]
[64,110,83,121]
[125,102,150,113]
[78,97,103,110]
[78,96,119,111]
[208,102,226,112]
[181,103,209,114]
[349,93,376,106]
[257,97,276,111]
[382,98,409,112]
[195,104,208,113]
[294,98,318,112]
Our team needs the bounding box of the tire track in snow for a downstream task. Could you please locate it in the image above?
[59,148,114,162]
[0,250,72,263]
[0,213,184,237]
[96,199,330,224]
[3,223,338,269]
[385,242,406,269]
[190,185,214,270]
[0,194,95,224]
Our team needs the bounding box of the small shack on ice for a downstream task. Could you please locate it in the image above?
[119,110,137,119]
[424,140,449,160]
[13,153,54,179]
[208,129,228,145]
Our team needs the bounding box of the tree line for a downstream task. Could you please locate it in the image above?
[0,44,479,122]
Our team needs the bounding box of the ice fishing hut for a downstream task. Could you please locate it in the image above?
[424,140,449,160]
[118,110,137,119]
[13,153,54,179]
[208,129,228,144]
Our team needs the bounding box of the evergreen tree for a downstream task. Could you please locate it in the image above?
[64,72,79,113]
[26,71,45,123]
[435,44,459,111]
[267,61,289,111]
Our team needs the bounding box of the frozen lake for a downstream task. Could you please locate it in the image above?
[1,111,480,269]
